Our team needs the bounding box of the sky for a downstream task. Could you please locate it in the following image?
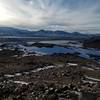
[0,0,100,34]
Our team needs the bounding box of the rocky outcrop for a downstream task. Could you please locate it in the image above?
[84,36,100,49]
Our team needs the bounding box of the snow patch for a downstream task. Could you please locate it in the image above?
[82,67,94,71]
[31,65,57,73]
[14,81,29,85]
[82,80,97,84]
[15,73,22,76]
[67,63,78,66]
[85,76,100,82]
[4,74,14,78]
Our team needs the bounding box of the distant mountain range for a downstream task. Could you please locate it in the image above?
[0,27,99,40]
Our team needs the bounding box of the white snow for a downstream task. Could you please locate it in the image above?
[82,80,97,84]
[82,67,94,71]
[14,81,29,85]
[15,73,22,76]
[85,76,100,82]
[19,45,100,59]
[69,91,82,100]
[40,40,82,47]
[4,74,14,78]
[67,63,78,66]
[1,41,100,60]
[31,65,56,73]
[23,72,30,75]
[3,65,62,80]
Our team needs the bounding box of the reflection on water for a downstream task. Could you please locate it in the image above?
[0,42,100,60]
[22,45,100,59]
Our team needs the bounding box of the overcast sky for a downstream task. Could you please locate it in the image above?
[0,0,100,33]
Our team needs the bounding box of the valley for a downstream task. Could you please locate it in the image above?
[0,38,100,100]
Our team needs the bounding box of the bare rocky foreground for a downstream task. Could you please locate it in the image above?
[0,48,100,100]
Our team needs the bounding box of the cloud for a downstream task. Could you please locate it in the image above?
[0,0,100,33]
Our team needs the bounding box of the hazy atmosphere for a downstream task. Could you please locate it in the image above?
[0,0,100,33]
